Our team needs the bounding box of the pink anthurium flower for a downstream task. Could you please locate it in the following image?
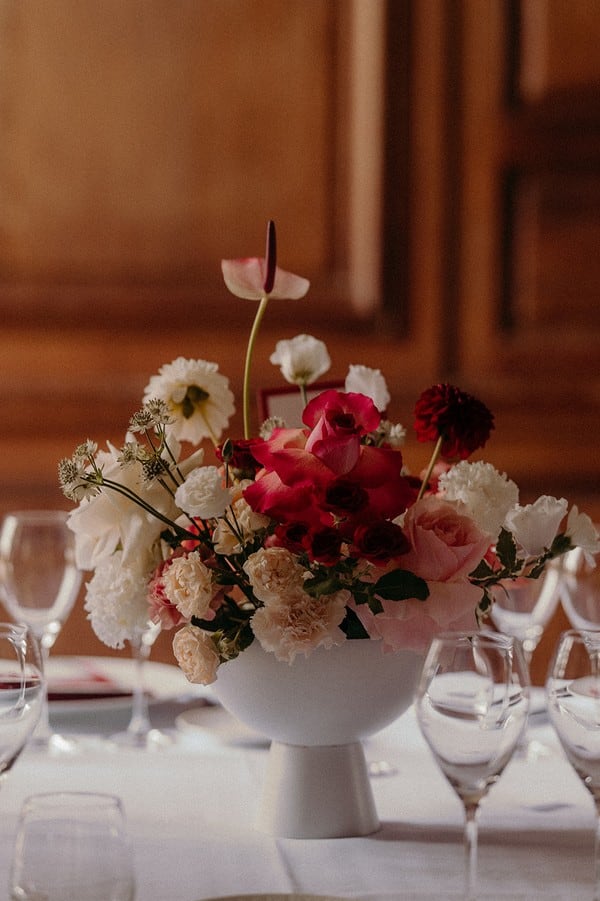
[221,221,310,301]
[221,221,310,439]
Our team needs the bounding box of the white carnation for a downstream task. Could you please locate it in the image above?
[504,495,568,557]
[213,497,270,555]
[438,461,519,539]
[270,334,331,386]
[243,547,306,605]
[345,364,390,412]
[83,551,151,649]
[162,551,214,619]
[175,466,232,519]
[143,357,235,445]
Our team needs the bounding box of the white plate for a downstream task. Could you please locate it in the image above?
[46,655,204,714]
[196,896,346,901]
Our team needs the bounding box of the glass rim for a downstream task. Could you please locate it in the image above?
[20,791,124,811]
[429,629,516,649]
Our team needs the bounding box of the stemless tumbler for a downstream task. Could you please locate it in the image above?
[10,792,135,901]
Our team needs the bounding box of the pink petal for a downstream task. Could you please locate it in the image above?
[221,258,310,301]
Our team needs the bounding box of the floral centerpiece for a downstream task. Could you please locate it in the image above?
[59,222,599,688]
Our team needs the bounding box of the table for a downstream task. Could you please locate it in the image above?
[1,671,596,901]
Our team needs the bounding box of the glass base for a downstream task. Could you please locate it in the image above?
[108,727,173,752]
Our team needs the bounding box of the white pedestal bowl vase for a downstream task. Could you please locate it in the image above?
[212,638,423,839]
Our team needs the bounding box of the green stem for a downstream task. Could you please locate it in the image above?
[416,434,444,502]
[243,293,270,439]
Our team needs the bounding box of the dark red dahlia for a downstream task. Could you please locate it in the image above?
[414,383,494,460]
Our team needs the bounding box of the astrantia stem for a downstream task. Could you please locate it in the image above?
[243,293,269,439]
[417,434,444,502]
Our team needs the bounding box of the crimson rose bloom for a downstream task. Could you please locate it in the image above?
[414,383,494,459]
[352,520,410,565]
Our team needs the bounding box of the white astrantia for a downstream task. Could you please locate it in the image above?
[143,357,235,445]
[269,334,331,386]
[504,495,569,557]
[345,365,391,412]
[83,551,151,649]
[438,460,519,540]
[175,466,232,519]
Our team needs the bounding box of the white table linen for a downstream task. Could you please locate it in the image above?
[0,677,596,901]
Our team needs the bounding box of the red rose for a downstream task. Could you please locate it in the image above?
[322,478,369,516]
[304,526,343,565]
[414,383,494,459]
[352,520,410,565]
[215,438,262,477]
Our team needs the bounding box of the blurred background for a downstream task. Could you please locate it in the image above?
[0,0,598,679]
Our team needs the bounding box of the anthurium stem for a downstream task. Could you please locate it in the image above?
[243,294,270,439]
[417,434,444,502]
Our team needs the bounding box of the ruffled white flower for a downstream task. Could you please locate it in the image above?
[243,547,306,605]
[345,364,390,412]
[213,497,270,555]
[174,466,232,519]
[438,461,519,539]
[162,551,215,619]
[270,334,331,386]
[504,495,568,557]
[565,506,600,564]
[251,589,348,663]
[173,624,220,685]
[143,357,235,445]
[83,551,151,649]
[378,420,407,448]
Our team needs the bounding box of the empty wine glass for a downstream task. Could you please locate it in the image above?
[110,619,171,750]
[559,543,600,631]
[546,628,600,901]
[0,622,44,788]
[415,630,529,901]
[0,511,82,752]
[490,569,562,669]
[9,792,135,900]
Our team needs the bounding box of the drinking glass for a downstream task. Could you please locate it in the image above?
[0,510,82,752]
[0,622,44,787]
[9,791,136,900]
[415,630,529,901]
[559,543,600,631]
[110,619,171,750]
[489,569,562,669]
[546,628,600,901]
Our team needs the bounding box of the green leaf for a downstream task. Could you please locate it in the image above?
[340,608,370,639]
[496,528,517,570]
[372,569,429,602]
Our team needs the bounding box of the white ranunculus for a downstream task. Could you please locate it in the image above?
[504,495,568,557]
[438,461,519,540]
[565,506,600,564]
[174,466,232,519]
[269,334,331,386]
[344,364,391,412]
[143,357,235,445]
[83,551,151,649]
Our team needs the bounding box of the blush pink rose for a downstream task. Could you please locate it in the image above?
[400,496,491,582]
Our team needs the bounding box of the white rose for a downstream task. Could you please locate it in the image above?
[173,624,220,685]
[565,506,600,564]
[344,364,390,412]
[270,334,331,386]
[504,495,568,557]
[174,466,232,519]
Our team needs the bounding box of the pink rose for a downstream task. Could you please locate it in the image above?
[400,496,491,582]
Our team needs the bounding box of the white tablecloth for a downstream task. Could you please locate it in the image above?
[0,676,596,901]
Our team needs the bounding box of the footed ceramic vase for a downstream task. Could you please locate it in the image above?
[212,638,422,839]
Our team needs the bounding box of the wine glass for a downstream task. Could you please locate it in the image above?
[0,622,45,788]
[415,630,529,901]
[559,543,600,631]
[0,510,82,752]
[489,569,562,670]
[9,792,135,900]
[546,628,600,901]
[110,619,172,750]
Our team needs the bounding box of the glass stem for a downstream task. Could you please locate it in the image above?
[35,643,52,741]
[594,804,600,901]
[464,801,480,901]
[126,637,152,739]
